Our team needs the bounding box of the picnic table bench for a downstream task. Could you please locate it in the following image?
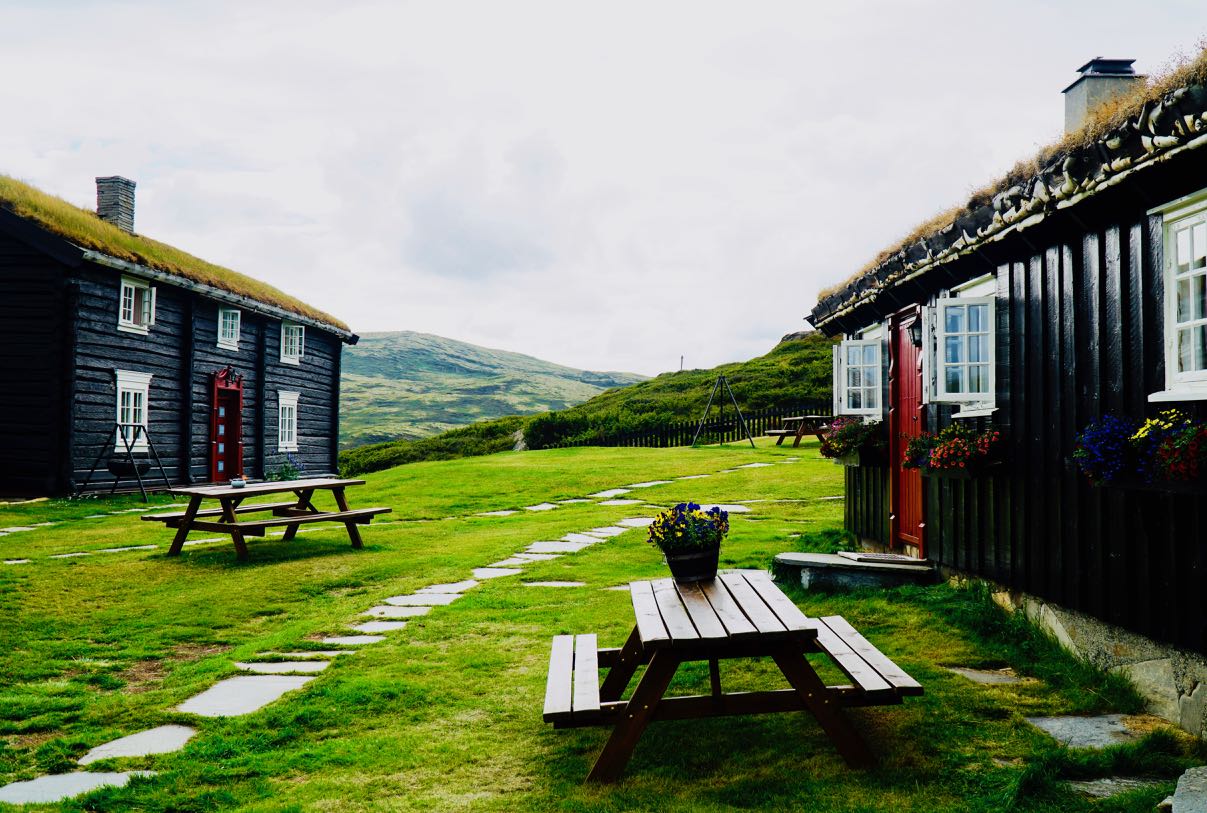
[142,478,390,561]
[765,415,830,447]
[543,570,921,782]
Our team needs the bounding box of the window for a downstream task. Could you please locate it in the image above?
[118,277,155,334]
[931,296,995,405]
[280,322,305,364]
[1150,192,1207,401]
[278,391,299,452]
[832,339,881,416]
[114,369,152,451]
[217,308,241,350]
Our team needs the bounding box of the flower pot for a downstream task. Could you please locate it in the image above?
[663,546,720,583]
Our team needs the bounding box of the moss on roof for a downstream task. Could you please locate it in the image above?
[0,175,349,332]
[816,43,1207,305]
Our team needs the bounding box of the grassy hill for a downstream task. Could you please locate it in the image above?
[340,331,646,448]
[340,331,835,475]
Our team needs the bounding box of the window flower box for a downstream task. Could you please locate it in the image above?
[919,460,1003,479]
[820,417,887,466]
[834,448,887,467]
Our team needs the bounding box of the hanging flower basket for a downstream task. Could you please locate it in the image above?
[1072,410,1207,492]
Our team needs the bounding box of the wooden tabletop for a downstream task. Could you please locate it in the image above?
[628,570,817,650]
[172,477,366,498]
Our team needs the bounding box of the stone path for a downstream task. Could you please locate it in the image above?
[177,675,315,717]
[947,666,1021,685]
[1025,714,1137,748]
[0,771,154,805]
[78,726,195,766]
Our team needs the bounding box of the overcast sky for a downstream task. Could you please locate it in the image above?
[3,1,1205,375]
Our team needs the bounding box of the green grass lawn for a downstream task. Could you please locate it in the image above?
[0,440,1200,811]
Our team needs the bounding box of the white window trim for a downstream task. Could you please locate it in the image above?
[280,322,304,365]
[217,307,241,351]
[114,369,152,451]
[931,295,996,406]
[833,338,882,417]
[117,276,155,335]
[1149,190,1207,402]
[951,273,996,297]
[278,390,300,452]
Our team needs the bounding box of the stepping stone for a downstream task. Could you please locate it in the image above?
[321,635,384,646]
[258,651,348,659]
[472,567,522,579]
[587,526,628,537]
[526,541,591,554]
[735,462,773,468]
[49,552,91,559]
[557,499,592,504]
[1173,765,1207,812]
[699,503,751,513]
[85,515,109,519]
[417,580,479,593]
[1067,777,1166,799]
[513,553,561,561]
[523,581,586,587]
[235,661,330,674]
[604,585,631,592]
[524,503,558,511]
[476,510,517,517]
[183,537,225,546]
[617,517,655,528]
[0,526,35,533]
[599,499,643,506]
[1025,714,1137,749]
[676,474,711,480]
[3,559,31,565]
[489,558,529,567]
[79,725,195,765]
[0,771,154,805]
[351,621,408,633]
[562,533,602,544]
[384,593,460,606]
[625,481,673,488]
[362,605,430,618]
[948,667,1021,685]
[588,489,631,498]
[177,675,314,717]
[97,545,158,553]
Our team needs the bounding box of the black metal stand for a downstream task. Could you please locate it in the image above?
[76,423,172,502]
[690,375,756,448]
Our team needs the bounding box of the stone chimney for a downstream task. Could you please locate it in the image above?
[95,176,136,232]
[1062,57,1145,133]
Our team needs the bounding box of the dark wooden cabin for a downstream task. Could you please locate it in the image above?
[807,57,1207,655]
[0,175,357,496]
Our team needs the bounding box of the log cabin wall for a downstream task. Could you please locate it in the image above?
[843,161,1207,655]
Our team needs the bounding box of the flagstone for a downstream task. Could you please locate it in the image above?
[948,666,1021,685]
[3,559,31,565]
[616,517,655,528]
[526,541,591,554]
[321,635,384,646]
[384,593,460,606]
[489,558,529,567]
[362,605,431,618]
[182,536,225,546]
[417,580,479,593]
[0,771,154,805]
[561,533,602,544]
[588,489,631,498]
[178,675,314,717]
[351,621,408,633]
[598,499,644,506]
[557,498,593,504]
[1025,714,1136,749]
[472,567,523,579]
[97,545,158,553]
[735,462,773,468]
[512,553,561,561]
[524,503,559,511]
[699,503,751,513]
[604,584,631,591]
[259,651,349,658]
[523,581,586,587]
[587,526,628,537]
[476,510,518,517]
[49,552,91,559]
[235,660,330,674]
[1,527,35,533]
[676,474,711,480]
[79,725,195,765]
[625,480,673,488]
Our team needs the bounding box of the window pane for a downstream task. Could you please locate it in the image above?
[218,443,225,454]
[970,364,992,393]
[219,424,225,436]
[945,336,963,363]
[945,365,964,393]
[847,345,860,365]
[1196,274,1207,321]
[864,387,878,408]
[848,368,862,387]
[1195,223,1207,269]
[1179,328,1194,372]
[849,389,862,409]
[1178,227,1192,270]
[1178,278,1192,323]
[1198,325,1207,372]
[863,345,876,365]
[969,303,988,333]
[945,305,965,334]
[218,460,224,472]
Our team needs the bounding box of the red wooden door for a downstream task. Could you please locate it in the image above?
[889,311,925,556]
[210,368,244,483]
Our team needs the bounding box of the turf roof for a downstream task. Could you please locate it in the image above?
[0,175,349,332]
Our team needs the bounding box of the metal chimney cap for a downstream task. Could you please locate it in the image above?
[1073,57,1137,75]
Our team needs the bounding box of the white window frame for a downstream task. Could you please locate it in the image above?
[117,276,156,335]
[217,307,241,350]
[114,369,152,451]
[832,337,882,418]
[1149,190,1207,402]
[930,293,996,410]
[278,391,299,452]
[280,322,305,365]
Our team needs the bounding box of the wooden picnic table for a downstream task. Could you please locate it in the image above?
[765,414,830,447]
[543,570,922,783]
[142,477,390,561]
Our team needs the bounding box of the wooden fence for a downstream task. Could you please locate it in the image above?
[550,403,832,449]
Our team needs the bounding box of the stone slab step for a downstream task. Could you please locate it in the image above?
[177,675,314,717]
[0,771,154,805]
[79,726,195,765]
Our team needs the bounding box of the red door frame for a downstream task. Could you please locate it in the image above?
[888,307,926,557]
[210,367,245,483]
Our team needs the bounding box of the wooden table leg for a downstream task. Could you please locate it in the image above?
[332,487,363,549]
[587,650,680,783]
[219,497,247,559]
[283,489,316,542]
[772,645,874,768]
[167,496,202,556]
[708,658,723,712]
[599,627,643,702]
[231,529,249,562]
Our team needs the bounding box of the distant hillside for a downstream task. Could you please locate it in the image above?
[340,331,835,475]
[340,331,646,448]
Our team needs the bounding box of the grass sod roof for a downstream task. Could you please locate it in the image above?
[0,175,350,332]
[811,44,1207,326]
